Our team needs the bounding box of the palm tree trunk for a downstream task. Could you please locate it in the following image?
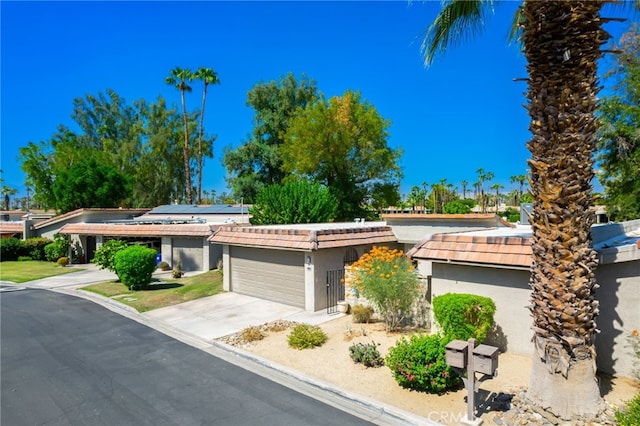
[197,83,208,204]
[181,89,192,204]
[523,0,606,419]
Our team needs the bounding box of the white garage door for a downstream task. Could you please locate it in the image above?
[231,247,305,308]
[172,238,202,271]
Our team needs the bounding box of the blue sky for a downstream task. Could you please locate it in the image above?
[1,1,635,202]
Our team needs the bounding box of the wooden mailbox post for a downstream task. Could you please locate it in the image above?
[445,338,499,426]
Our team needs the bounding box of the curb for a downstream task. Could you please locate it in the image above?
[51,287,443,426]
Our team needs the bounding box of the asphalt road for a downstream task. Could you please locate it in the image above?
[1,288,373,426]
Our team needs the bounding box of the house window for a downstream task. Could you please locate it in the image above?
[343,248,359,265]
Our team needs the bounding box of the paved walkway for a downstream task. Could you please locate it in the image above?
[5,264,439,426]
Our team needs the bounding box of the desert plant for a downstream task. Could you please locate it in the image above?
[24,237,53,261]
[172,260,183,278]
[240,326,265,343]
[347,246,420,331]
[386,333,460,394]
[616,392,640,426]
[93,239,129,273]
[432,293,496,344]
[287,323,328,349]
[113,245,157,290]
[0,238,26,261]
[351,304,375,324]
[349,341,384,367]
[57,257,69,267]
[157,261,171,271]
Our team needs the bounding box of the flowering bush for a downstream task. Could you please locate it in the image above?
[386,333,460,393]
[347,246,420,331]
[629,329,640,380]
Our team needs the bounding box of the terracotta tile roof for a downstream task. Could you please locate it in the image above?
[59,223,218,237]
[0,221,23,235]
[209,224,397,251]
[407,233,532,268]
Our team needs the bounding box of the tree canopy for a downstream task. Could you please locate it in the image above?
[19,89,213,211]
[249,180,337,225]
[222,73,318,202]
[597,25,640,221]
[281,90,401,221]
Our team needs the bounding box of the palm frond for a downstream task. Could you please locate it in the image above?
[421,0,494,68]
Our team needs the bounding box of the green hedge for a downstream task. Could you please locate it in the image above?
[433,293,496,344]
[0,238,26,261]
[113,245,157,290]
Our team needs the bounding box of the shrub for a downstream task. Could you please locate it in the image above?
[349,341,384,367]
[157,261,171,271]
[352,304,375,323]
[240,326,265,343]
[44,234,70,262]
[24,237,53,261]
[386,333,460,393]
[348,246,420,331]
[113,245,158,290]
[18,256,33,261]
[433,293,496,344]
[0,238,26,261]
[287,324,328,349]
[57,257,69,267]
[172,260,183,278]
[93,239,129,272]
[616,392,640,426]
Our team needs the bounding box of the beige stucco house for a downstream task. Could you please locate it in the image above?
[408,219,640,378]
[209,222,400,311]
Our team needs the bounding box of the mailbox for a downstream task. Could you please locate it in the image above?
[472,344,499,375]
[445,339,468,369]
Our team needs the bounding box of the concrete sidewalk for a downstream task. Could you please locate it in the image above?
[9,265,439,426]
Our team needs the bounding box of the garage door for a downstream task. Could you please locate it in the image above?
[172,238,202,271]
[231,247,305,308]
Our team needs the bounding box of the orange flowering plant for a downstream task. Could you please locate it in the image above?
[346,246,420,331]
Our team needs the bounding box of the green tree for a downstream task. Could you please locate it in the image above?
[597,25,640,221]
[223,73,318,202]
[282,90,401,221]
[443,200,471,214]
[51,157,131,213]
[422,0,636,418]
[510,174,528,205]
[368,182,401,215]
[249,180,337,225]
[166,67,195,204]
[193,67,220,204]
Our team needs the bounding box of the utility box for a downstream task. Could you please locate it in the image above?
[445,340,468,369]
[473,344,499,375]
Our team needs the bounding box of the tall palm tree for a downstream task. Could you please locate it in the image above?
[193,67,220,204]
[166,67,194,204]
[490,182,503,210]
[460,179,468,199]
[511,174,528,204]
[422,0,635,419]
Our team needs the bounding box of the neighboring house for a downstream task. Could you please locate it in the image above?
[408,220,640,378]
[0,210,57,239]
[59,222,221,271]
[383,213,514,255]
[209,222,399,311]
[141,204,250,224]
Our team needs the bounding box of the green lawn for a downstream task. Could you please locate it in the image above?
[81,270,224,312]
[0,260,84,283]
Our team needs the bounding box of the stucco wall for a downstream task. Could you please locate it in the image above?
[428,260,640,378]
[430,262,533,355]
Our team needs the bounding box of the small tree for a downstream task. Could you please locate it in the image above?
[113,245,157,290]
[93,239,129,273]
[348,246,420,331]
[249,180,337,225]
